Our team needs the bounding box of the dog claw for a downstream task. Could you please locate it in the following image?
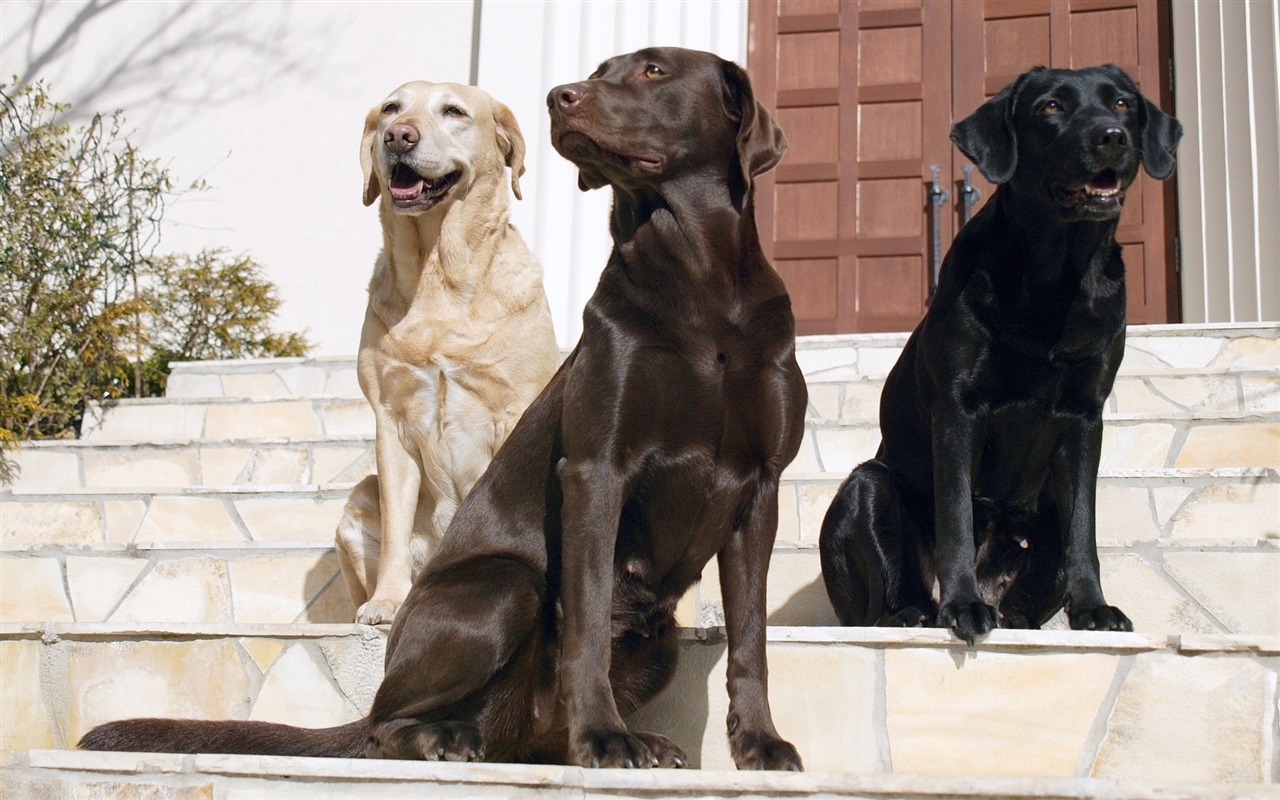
[729,730,804,771]
[1068,604,1133,632]
[938,600,998,645]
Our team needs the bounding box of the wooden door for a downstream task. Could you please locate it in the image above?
[749,0,1179,332]
[750,0,952,334]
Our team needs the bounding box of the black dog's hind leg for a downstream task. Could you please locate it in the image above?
[819,460,933,628]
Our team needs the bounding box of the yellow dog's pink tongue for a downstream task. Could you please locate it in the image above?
[390,177,424,200]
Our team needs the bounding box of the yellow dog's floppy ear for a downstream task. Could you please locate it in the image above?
[360,105,381,207]
[492,100,527,201]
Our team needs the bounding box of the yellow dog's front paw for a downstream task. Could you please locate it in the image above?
[356,597,402,625]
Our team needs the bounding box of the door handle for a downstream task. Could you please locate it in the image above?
[959,164,982,226]
[927,165,949,296]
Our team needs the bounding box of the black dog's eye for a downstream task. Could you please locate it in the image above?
[443,105,467,118]
[1114,97,1132,111]
[1042,100,1063,114]
[381,102,401,115]
[643,64,665,79]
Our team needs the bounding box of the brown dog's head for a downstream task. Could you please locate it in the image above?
[546,47,786,208]
[950,64,1181,222]
[361,81,527,212]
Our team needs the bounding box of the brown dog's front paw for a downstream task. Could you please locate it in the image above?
[729,729,803,771]
[1068,604,1133,632]
[633,731,689,768]
[572,726,664,768]
[938,600,998,645]
[366,719,484,761]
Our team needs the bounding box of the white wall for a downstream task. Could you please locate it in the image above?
[1,0,751,355]
[1173,0,1280,323]
[476,0,747,346]
[1,0,476,355]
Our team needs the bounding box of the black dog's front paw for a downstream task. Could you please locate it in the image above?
[572,726,663,768]
[729,729,803,771]
[938,600,998,645]
[1068,604,1133,632]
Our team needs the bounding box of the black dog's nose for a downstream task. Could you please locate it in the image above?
[384,123,419,153]
[1093,125,1128,155]
[552,83,587,110]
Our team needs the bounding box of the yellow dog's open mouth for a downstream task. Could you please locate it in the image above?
[388,164,461,210]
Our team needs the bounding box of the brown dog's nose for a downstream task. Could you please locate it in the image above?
[384,123,419,153]
[552,83,586,110]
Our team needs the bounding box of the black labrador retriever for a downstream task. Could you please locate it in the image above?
[818,65,1181,644]
[81,47,805,771]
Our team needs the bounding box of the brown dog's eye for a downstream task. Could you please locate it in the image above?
[644,64,665,79]
[382,102,401,115]
[1043,100,1063,114]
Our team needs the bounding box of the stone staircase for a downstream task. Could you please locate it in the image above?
[2,323,1277,798]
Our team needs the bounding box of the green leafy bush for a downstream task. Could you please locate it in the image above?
[1,82,310,482]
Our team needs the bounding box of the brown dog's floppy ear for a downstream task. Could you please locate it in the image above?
[360,106,381,207]
[722,60,787,204]
[950,70,1037,185]
[577,168,609,192]
[492,100,527,200]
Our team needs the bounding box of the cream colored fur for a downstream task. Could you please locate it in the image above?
[335,82,559,624]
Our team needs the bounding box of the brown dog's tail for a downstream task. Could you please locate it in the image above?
[78,717,368,758]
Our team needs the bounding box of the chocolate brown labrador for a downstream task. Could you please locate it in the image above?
[819,65,1182,644]
[81,47,805,771]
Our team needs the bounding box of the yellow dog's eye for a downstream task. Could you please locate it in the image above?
[381,102,400,115]
[443,105,467,118]
[1043,100,1063,114]
[644,64,665,78]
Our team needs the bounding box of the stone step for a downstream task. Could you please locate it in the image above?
[7,752,1279,800]
[4,468,1274,552]
[3,529,1276,636]
[794,411,1280,475]
[2,623,1276,785]
[69,401,1280,474]
[4,467,1276,635]
[159,323,1280,400]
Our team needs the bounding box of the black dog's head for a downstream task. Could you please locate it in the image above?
[546,47,786,207]
[951,64,1182,221]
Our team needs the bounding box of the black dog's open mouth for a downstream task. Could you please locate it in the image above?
[387,164,461,210]
[1053,169,1126,213]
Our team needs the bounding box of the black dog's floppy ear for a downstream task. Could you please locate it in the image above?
[950,70,1037,185]
[722,59,787,203]
[1137,94,1182,180]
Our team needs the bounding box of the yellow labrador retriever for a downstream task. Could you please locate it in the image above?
[336,82,559,624]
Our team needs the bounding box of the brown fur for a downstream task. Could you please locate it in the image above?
[80,49,803,770]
